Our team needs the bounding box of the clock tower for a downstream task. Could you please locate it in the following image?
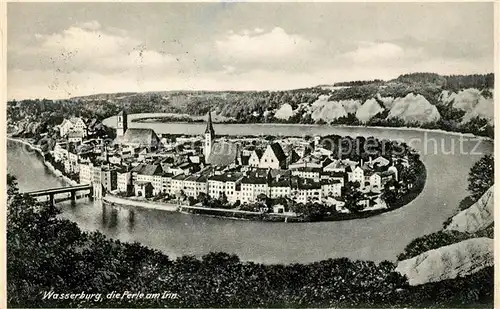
[117,110,128,137]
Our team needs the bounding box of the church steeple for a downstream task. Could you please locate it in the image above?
[205,110,215,139]
[117,110,128,137]
[204,110,215,158]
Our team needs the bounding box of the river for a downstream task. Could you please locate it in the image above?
[7,119,493,264]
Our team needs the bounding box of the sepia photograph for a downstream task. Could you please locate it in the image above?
[5,2,495,308]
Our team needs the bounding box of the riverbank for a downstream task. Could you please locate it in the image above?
[7,137,78,187]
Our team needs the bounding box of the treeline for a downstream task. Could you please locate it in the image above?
[393,72,494,90]
[7,174,493,308]
[333,79,385,87]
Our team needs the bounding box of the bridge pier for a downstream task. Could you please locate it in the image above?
[89,186,94,201]
[49,193,54,206]
[71,191,76,202]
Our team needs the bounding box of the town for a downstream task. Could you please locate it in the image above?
[41,110,419,218]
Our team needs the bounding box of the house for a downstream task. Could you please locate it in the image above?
[53,142,69,162]
[269,178,291,199]
[291,180,322,204]
[240,175,268,204]
[369,156,390,168]
[321,179,342,197]
[101,165,118,193]
[259,143,287,169]
[288,157,322,170]
[135,164,164,194]
[348,166,365,185]
[91,164,118,198]
[285,149,301,168]
[109,154,122,165]
[207,172,244,203]
[134,181,154,198]
[117,167,133,195]
[379,170,397,187]
[273,204,286,214]
[182,174,208,198]
[79,162,93,184]
[64,150,79,174]
[67,131,84,143]
[171,174,187,196]
[248,149,264,167]
[369,173,382,190]
[324,160,348,173]
[290,167,321,181]
[59,117,87,137]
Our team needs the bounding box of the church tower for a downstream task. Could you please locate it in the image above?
[204,110,215,158]
[117,110,128,137]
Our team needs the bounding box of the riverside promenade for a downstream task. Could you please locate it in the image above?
[103,194,179,212]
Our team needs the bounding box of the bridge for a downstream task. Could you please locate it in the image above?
[22,184,93,205]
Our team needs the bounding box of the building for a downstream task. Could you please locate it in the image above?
[259,143,287,169]
[64,150,79,174]
[248,149,263,167]
[117,167,133,195]
[101,165,118,193]
[206,141,240,167]
[135,181,154,198]
[291,180,322,204]
[269,178,291,199]
[116,110,128,137]
[183,174,208,198]
[79,162,93,184]
[135,164,164,194]
[91,164,117,198]
[171,174,187,196]
[204,110,215,158]
[53,142,69,162]
[290,167,321,181]
[321,180,342,197]
[348,166,365,186]
[114,128,161,150]
[67,131,84,143]
[59,117,87,138]
[240,175,268,204]
[208,172,244,204]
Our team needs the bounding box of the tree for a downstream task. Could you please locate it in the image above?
[467,155,494,201]
[342,182,364,213]
[381,180,399,208]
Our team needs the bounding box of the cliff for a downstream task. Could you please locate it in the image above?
[355,98,384,123]
[387,93,441,124]
[310,97,348,122]
[440,88,494,125]
[396,237,493,286]
[274,103,294,120]
[445,186,494,233]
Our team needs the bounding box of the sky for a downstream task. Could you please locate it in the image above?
[7,2,494,100]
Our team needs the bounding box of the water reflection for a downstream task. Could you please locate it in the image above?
[128,209,135,231]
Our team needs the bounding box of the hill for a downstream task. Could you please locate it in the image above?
[7,72,494,138]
